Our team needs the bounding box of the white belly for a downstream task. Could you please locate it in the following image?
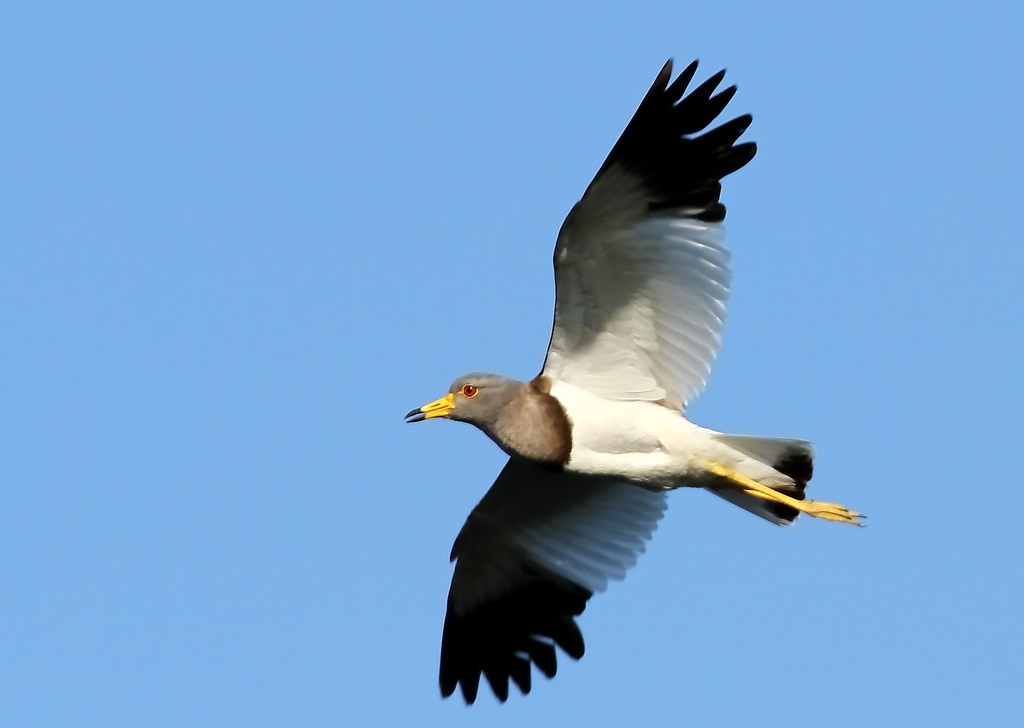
[549,381,717,486]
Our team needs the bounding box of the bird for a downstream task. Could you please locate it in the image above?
[406,59,861,705]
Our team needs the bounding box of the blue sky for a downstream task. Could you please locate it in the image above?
[2,1,1022,726]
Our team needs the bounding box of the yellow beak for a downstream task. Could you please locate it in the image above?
[404,393,455,423]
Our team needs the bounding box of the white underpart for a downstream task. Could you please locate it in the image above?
[550,379,733,486]
[542,166,731,411]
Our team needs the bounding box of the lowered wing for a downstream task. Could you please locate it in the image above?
[440,459,667,703]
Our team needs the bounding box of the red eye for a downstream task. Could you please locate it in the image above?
[461,384,478,398]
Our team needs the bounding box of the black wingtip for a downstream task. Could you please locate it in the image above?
[655,58,674,87]
[589,59,756,221]
[666,59,699,99]
[439,576,591,704]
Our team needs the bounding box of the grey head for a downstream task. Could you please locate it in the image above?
[406,373,573,467]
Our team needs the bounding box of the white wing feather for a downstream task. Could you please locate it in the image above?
[448,458,667,615]
[542,165,731,410]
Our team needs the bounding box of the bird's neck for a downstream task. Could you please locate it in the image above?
[492,376,573,468]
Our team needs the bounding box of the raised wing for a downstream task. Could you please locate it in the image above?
[440,459,667,704]
[542,60,756,410]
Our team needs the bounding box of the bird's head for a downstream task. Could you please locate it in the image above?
[406,373,572,467]
[405,373,521,430]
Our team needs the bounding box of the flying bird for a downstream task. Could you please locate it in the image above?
[406,59,861,704]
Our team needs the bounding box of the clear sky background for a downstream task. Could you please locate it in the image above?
[2,2,1022,726]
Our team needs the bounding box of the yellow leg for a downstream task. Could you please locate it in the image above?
[703,461,864,526]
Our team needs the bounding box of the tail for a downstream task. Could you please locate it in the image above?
[707,434,814,525]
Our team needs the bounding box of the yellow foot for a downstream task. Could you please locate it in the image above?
[704,461,864,527]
